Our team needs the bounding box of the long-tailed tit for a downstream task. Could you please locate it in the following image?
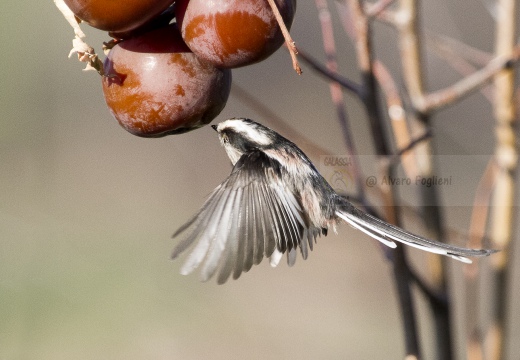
[171,118,496,284]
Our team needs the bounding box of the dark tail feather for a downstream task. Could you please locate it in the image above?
[336,201,498,263]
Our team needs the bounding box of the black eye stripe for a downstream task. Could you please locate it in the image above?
[221,129,257,153]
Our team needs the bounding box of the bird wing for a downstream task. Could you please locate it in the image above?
[171,151,312,284]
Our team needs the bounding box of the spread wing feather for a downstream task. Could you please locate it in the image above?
[172,151,310,284]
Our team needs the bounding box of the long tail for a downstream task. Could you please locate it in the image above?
[336,202,498,263]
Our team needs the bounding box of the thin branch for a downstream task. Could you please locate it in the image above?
[365,0,396,18]
[419,46,520,114]
[394,130,432,158]
[464,158,497,360]
[346,1,390,156]
[409,267,447,308]
[426,34,495,103]
[467,159,498,251]
[467,330,485,360]
[298,49,363,96]
[230,83,330,156]
[370,8,400,27]
[314,0,366,198]
[490,0,518,260]
[385,130,432,169]
[396,1,452,359]
[372,60,420,179]
[486,0,518,358]
[347,1,421,358]
[366,8,520,115]
[266,0,302,74]
[395,0,520,116]
[426,33,493,67]
[396,0,426,110]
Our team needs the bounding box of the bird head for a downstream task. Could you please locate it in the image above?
[211,118,276,165]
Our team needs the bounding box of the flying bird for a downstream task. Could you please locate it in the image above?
[171,118,496,284]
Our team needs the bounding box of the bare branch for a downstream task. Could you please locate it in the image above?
[486,0,518,358]
[396,1,453,358]
[419,46,520,113]
[348,0,421,358]
[298,49,363,96]
[314,0,366,198]
[266,0,302,74]
[230,83,330,157]
[395,131,432,157]
[426,34,495,103]
[464,159,497,359]
[427,33,493,67]
[467,159,498,252]
[365,0,396,18]
[372,60,420,179]
[396,0,426,109]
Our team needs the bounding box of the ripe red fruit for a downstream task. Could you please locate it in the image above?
[102,24,232,137]
[63,0,174,32]
[176,0,297,68]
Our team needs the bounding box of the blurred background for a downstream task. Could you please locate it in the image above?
[0,1,519,359]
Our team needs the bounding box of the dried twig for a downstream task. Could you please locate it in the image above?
[54,0,105,75]
[54,0,84,38]
[266,0,302,74]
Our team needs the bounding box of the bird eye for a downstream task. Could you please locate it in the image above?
[222,134,229,143]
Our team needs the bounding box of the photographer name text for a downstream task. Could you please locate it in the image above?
[366,175,453,187]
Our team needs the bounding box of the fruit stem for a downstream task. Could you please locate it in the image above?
[54,0,105,75]
[266,0,302,75]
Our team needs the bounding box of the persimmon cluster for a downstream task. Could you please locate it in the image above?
[63,0,296,137]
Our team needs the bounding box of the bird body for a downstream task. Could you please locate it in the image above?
[172,118,496,284]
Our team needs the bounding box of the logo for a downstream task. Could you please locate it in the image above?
[320,155,354,194]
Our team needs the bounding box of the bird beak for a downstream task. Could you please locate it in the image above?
[211,125,218,132]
